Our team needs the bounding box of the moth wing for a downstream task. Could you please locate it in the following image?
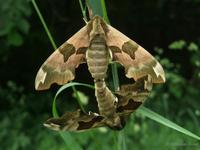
[106,25,165,83]
[116,92,149,116]
[35,26,89,90]
[43,110,106,131]
[116,77,151,116]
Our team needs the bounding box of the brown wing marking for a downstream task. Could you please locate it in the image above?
[35,26,89,90]
[106,25,165,83]
[116,76,152,115]
[43,110,105,131]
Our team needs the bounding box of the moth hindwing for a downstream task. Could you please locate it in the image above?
[43,76,153,132]
[43,110,105,131]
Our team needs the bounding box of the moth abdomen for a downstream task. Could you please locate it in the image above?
[86,39,109,79]
[95,80,116,116]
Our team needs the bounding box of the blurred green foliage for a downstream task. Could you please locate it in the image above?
[0,0,200,149]
[0,0,31,62]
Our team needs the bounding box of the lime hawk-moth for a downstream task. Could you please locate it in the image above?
[44,76,152,131]
[35,16,165,131]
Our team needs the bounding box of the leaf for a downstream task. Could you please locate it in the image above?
[17,18,30,34]
[137,106,200,140]
[87,0,104,17]
[58,132,83,150]
[188,42,199,52]
[0,19,14,36]
[7,31,23,46]
[52,82,94,117]
[168,40,186,50]
[72,91,89,105]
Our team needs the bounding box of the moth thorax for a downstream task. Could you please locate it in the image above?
[90,18,106,40]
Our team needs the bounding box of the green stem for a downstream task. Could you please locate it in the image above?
[113,131,120,150]
[100,0,110,24]
[72,86,85,112]
[78,0,87,21]
[111,64,119,92]
[31,0,57,50]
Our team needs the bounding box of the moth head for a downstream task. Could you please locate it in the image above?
[88,15,108,41]
[106,115,125,130]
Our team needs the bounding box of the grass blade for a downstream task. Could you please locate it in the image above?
[100,0,110,24]
[59,132,83,150]
[78,0,87,21]
[138,106,200,140]
[52,82,94,117]
[31,0,57,50]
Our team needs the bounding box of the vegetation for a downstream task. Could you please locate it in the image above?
[0,0,200,149]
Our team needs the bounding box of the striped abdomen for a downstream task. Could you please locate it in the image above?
[86,36,109,79]
[95,80,122,129]
[95,80,116,117]
[86,36,122,128]
[86,36,115,116]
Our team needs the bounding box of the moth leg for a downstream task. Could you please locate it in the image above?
[88,111,100,116]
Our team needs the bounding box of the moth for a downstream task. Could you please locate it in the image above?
[35,15,165,130]
[44,76,152,131]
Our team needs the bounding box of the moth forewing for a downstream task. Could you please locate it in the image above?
[106,25,165,83]
[35,25,90,90]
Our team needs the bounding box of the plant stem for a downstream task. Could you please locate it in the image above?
[31,0,57,50]
[79,0,87,21]
[100,0,110,24]
[72,86,85,112]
